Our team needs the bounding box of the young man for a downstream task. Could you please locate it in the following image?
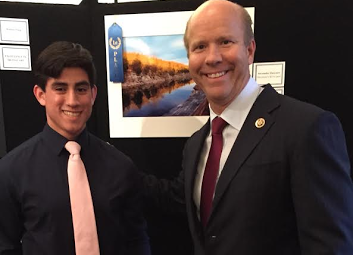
[0,41,150,255]
[144,0,353,254]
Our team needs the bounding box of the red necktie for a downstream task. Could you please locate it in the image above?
[200,117,228,227]
[66,141,100,255]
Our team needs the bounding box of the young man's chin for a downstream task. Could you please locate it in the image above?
[54,126,85,140]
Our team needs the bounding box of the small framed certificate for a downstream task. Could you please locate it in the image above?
[0,45,31,71]
[0,18,30,45]
[253,61,285,87]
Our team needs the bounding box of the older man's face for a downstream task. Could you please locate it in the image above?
[187,5,255,113]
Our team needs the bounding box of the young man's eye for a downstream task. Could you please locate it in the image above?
[55,87,65,92]
[77,87,88,93]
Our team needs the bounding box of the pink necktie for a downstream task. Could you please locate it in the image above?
[200,117,228,227]
[66,141,100,255]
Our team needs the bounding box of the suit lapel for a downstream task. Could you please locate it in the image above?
[211,85,281,214]
[184,120,210,225]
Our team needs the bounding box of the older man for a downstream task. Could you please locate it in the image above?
[144,0,353,254]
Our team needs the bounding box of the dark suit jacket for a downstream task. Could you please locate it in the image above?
[181,85,353,255]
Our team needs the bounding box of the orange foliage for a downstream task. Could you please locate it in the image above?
[124,52,188,72]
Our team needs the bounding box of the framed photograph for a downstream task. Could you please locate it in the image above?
[104,8,255,137]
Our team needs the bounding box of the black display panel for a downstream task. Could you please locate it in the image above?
[0,80,6,157]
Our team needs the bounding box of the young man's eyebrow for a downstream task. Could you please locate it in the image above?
[51,81,90,87]
[75,81,90,86]
[51,81,68,87]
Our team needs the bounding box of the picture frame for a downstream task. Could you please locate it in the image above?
[104,8,255,138]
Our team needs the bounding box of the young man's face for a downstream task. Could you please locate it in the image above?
[34,67,97,140]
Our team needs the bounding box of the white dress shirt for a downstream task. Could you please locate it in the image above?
[193,77,263,217]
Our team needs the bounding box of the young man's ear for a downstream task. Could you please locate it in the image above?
[33,85,46,106]
[91,85,98,106]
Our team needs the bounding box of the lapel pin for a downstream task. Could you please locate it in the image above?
[255,118,265,128]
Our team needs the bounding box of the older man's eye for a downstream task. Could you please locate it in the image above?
[222,40,232,45]
[192,44,206,52]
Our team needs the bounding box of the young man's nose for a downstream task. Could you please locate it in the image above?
[66,90,79,105]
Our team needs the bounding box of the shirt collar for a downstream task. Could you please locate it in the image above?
[41,124,89,156]
[209,77,262,131]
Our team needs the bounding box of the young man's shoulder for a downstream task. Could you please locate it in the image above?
[88,132,133,163]
[0,133,42,165]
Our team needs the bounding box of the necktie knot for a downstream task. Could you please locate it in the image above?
[65,141,81,155]
[212,117,228,135]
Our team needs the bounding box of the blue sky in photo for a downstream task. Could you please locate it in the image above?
[123,34,188,65]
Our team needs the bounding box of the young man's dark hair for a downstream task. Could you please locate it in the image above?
[34,41,96,90]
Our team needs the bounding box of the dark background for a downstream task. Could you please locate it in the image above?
[0,80,6,156]
[0,0,352,254]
